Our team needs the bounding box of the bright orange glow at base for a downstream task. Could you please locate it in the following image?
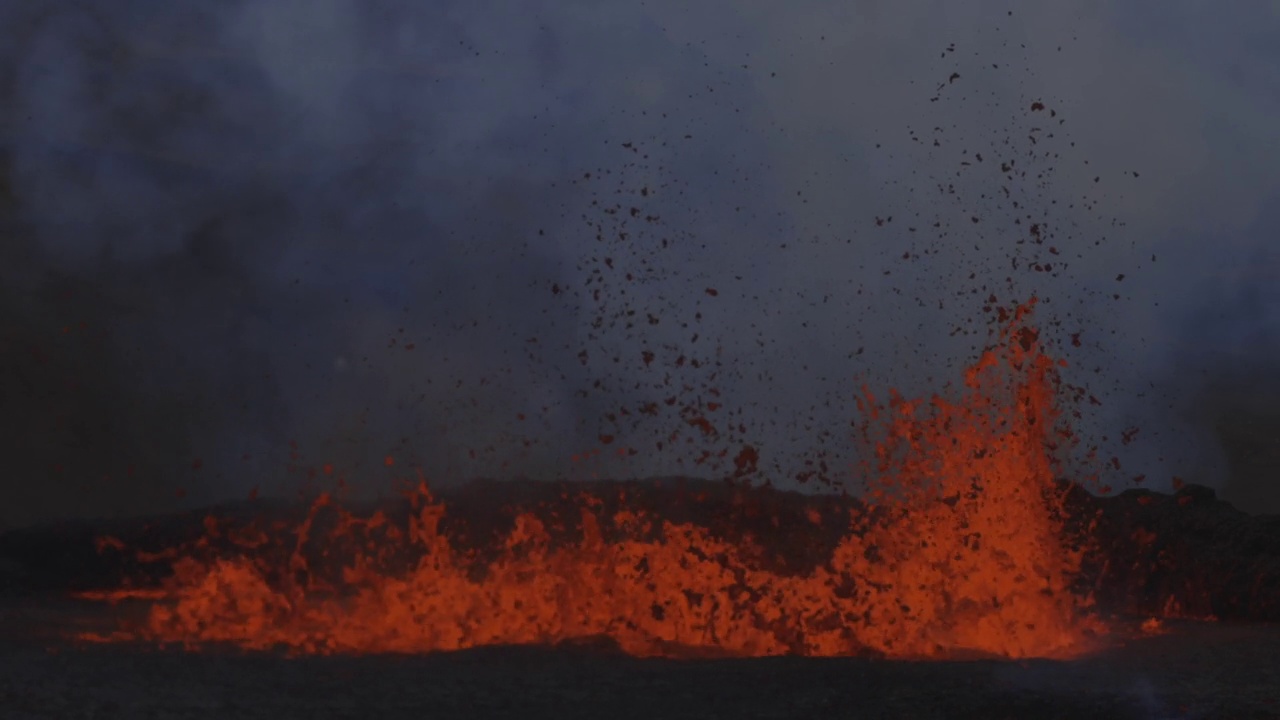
[79,299,1107,659]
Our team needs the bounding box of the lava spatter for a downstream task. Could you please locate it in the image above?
[80,300,1105,660]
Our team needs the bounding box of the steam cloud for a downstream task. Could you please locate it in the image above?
[1,0,1277,527]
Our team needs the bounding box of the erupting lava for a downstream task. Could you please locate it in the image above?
[80,300,1105,659]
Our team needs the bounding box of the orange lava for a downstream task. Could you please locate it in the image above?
[80,299,1105,659]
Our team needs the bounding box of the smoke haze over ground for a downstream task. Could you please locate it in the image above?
[1,0,1277,527]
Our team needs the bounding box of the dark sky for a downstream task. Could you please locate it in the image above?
[1,0,1277,528]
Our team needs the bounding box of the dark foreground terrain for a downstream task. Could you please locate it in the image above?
[1,478,1279,718]
[0,597,1277,719]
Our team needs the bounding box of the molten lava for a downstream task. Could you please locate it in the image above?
[80,300,1105,659]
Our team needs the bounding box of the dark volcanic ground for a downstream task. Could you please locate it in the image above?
[0,600,1277,719]
[1,478,1279,719]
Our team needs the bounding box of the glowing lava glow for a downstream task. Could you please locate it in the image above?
[80,300,1105,659]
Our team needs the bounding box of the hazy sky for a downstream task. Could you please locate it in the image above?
[1,0,1277,527]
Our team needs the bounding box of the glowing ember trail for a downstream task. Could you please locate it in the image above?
[79,300,1106,659]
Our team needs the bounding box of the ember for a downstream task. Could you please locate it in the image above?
[79,300,1105,659]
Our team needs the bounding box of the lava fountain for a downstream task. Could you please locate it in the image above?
[78,298,1106,659]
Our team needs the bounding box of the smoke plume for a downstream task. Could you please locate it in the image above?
[1,0,1277,527]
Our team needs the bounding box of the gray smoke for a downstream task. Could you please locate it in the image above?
[1,0,1277,527]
